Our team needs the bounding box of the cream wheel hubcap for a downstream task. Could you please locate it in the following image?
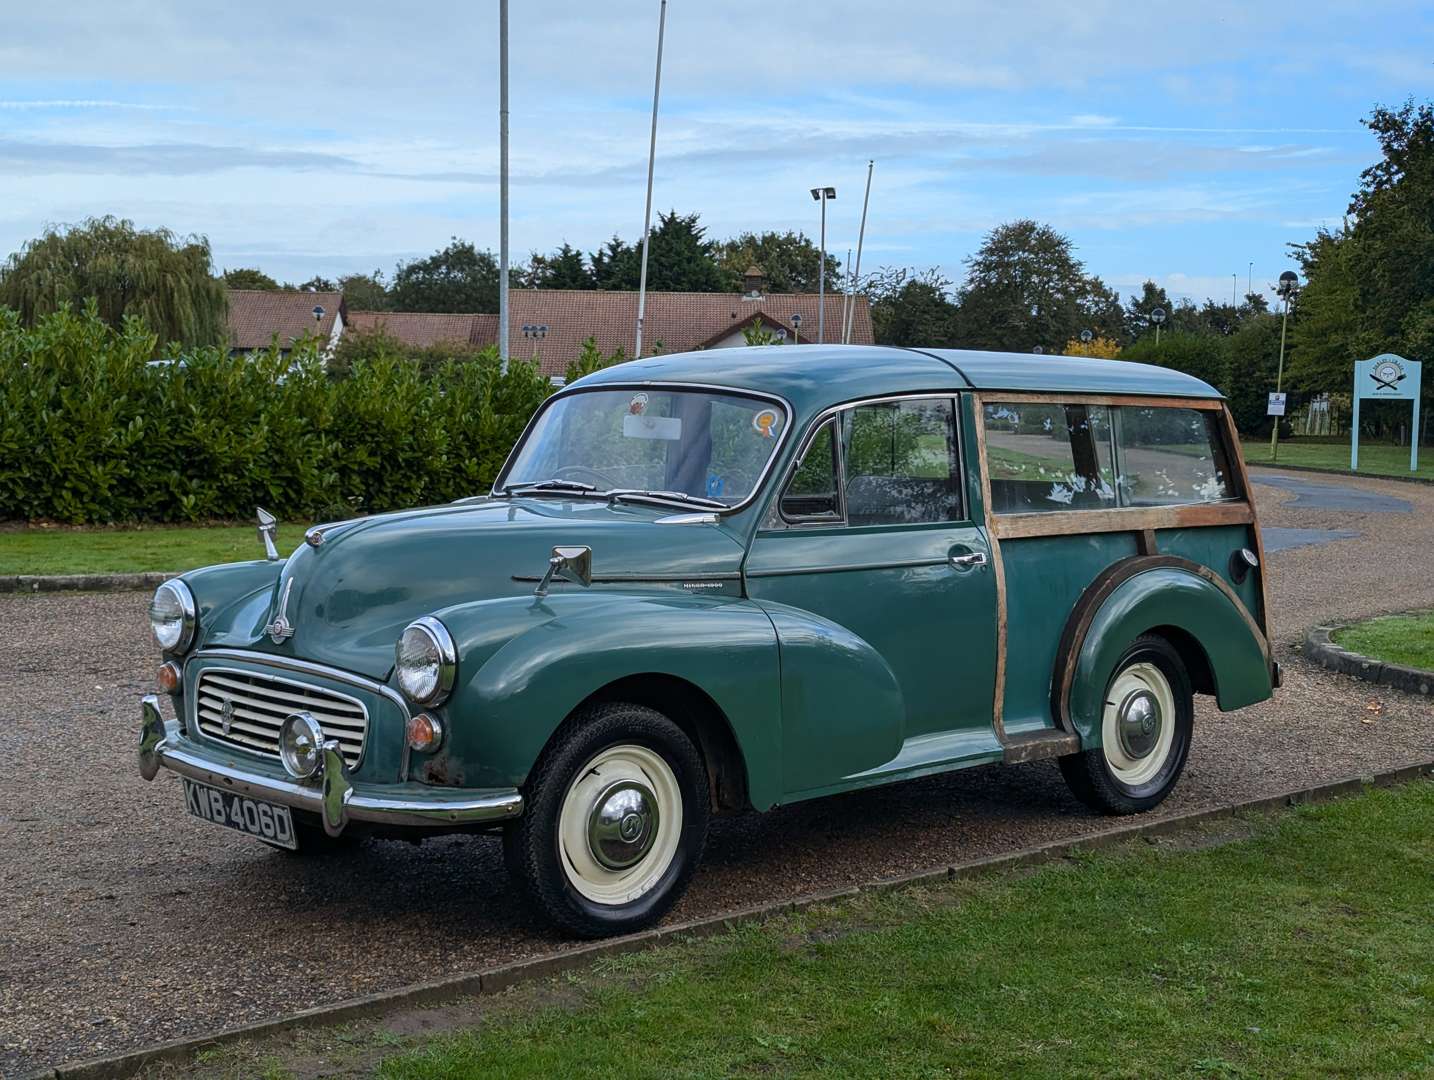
[1101,662,1176,787]
[558,744,681,905]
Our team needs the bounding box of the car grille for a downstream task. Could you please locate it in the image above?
[194,668,368,769]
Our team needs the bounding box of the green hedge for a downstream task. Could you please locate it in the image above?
[0,306,558,523]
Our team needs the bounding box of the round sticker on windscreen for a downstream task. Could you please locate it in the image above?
[628,392,649,415]
[752,409,780,438]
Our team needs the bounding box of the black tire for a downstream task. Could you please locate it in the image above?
[503,702,710,938]
[1059,634,1193,815]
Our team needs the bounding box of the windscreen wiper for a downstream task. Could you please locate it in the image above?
[500,478,602,497]
[606,488,726,510]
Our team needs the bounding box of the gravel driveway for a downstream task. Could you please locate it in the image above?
[2,467,1432,1077]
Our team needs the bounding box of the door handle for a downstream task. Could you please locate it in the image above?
[949,551,988,569]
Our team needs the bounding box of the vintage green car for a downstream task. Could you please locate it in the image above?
[139,345,1277,936]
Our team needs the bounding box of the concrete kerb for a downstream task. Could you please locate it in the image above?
[33,759,1434,1080]
[1,572,178,594]
[1305,623,1434,696]
[1246,460,1434,486]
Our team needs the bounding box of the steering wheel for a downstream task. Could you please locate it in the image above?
[553,464,622,489]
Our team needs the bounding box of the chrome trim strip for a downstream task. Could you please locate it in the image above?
[746,557,949,578]
[139,696,523,829]
[489,380,795,517]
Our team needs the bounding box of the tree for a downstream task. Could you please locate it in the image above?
[526,243,595,289]
[337,271,391,311]
[954,220,1114,353]
[589,211,729,292]
[223,268,279,290]
[0,215,227,348]
[864,267,959,347]
[590,235,639,290]
[294,275,337,292]
[1063,335,1122,359]
[390,239,500,313]
[1290,100,1434,403]
[715,230,840,293]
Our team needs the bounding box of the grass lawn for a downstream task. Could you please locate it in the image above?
[194,781,1434,1079]
[1242,439,1434,481]
[0,521,312,575]
[1335,610,1434,672]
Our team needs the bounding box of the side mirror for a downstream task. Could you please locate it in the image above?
[256,507,280,561]
[535,545,593,597]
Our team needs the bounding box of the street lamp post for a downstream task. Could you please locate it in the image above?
[810,186,836,343]
[1151,307,1167,347]
[791,312,803,344]
[1269,270,1299,461]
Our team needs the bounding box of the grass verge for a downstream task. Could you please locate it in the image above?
[176,781,1434,1080]
[1335,610,1434,672]
[1242,439,1434,481]
[0,522,311,575]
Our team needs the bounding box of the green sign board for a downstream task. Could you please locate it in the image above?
[1352,354,1422,472]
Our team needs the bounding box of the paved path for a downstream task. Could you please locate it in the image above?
[2,467,1432,1076]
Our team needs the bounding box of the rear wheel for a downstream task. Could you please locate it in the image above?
[504,702,710,938]
[1059,634,1193,815]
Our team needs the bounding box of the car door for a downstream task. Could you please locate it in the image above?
[744,395,999,796]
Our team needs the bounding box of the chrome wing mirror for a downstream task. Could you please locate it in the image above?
[256,507,280,561]
[535,545,592,597]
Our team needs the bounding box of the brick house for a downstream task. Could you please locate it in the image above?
[226,273,873,380]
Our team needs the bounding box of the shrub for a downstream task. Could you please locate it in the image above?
[0,305,554,523]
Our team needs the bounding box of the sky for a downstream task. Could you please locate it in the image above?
[2,1,1431,307]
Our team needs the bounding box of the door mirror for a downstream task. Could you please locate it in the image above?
[535,545,593,597]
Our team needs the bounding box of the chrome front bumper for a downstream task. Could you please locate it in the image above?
[138,695,523,836]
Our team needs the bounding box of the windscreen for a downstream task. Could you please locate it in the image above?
[502,388,786,505]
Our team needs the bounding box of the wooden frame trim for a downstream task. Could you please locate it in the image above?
[968,396,1009,745]
[1050,555,1272,733]
[1221,402,1272,636]
[991,500,1254,540]
[979,391,1225,410]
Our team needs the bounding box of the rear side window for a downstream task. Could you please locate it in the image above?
[1117,408,1234,506]
[983,402,1117,514]
[842,399,962,526]
[984,400,1235,514]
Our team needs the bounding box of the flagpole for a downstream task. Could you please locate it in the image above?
[634,0,667,358]
[498,0,510,370]
[844,159,873,344]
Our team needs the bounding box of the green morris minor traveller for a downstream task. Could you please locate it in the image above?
[139,345,1277,937]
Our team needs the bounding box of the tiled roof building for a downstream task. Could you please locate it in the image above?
[227,282,873,379]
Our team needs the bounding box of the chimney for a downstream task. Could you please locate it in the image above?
[741,265,765,300]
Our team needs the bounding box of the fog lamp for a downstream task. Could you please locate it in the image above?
[156,661,183,694]
[406,712,445,753]
[279,712,326,779]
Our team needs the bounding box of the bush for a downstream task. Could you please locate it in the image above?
[0,305,557,523]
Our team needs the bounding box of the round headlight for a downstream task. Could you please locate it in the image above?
[395,617,456,706]
[279,712,326,779]
[149,580,196,653]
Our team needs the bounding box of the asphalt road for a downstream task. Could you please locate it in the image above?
[2,467,1432,1077]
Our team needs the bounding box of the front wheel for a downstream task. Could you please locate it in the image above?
[1059,634,1193,815]
[503,702,710,938]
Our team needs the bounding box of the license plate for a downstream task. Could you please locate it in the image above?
[183,778,296,849]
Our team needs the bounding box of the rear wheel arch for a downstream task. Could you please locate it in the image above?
[564,673,751,814]
[1055,556,1271,744]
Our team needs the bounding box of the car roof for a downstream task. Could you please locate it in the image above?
[571,344,1222,418]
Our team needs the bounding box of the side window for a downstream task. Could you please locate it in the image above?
[780,418,840,521]
[841,399,963,526]
[984,402,1116,514]
[1116,407,1235,505]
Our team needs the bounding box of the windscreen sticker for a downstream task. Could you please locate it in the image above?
[752,408,781,439]
[628,392,649,416]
